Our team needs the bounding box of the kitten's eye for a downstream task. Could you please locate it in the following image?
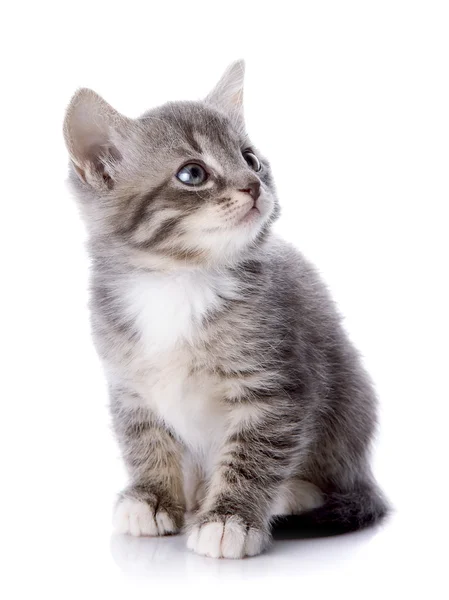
[176,163,208,186]
[243,151,261,172]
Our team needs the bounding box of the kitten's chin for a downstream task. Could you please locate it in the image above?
[177,223,266,268]
[239,206,260,224]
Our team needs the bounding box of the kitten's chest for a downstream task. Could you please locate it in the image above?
[123,270,232,451]
[126,269,222,353]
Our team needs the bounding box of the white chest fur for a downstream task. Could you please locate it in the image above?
[125,269,222,352]
[123,269,234,456]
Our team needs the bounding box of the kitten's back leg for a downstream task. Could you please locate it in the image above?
[270,478,325,516]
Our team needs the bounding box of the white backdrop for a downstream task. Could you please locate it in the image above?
[1,1,448,598]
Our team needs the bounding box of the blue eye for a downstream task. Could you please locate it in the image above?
[176,163,208,186]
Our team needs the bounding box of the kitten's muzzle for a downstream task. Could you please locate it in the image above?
[239,182,260,202]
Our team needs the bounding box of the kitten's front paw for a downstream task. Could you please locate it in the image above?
[187,515,269,559]
[113,496,181,537]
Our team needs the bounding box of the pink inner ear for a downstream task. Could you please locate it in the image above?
[71,156,114,190]
[72,162,87,183]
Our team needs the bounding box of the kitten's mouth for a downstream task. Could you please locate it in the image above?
[239,202,260,224]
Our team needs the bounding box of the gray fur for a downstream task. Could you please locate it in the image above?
[63,60,388,558]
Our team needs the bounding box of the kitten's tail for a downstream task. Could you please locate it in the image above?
[274,482,389,537]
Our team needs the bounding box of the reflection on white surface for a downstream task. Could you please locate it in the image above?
[110,526,380,580]
[106,513,444,596]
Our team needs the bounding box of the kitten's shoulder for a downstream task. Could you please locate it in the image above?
[261,233,321,282]
[255,234,338,318]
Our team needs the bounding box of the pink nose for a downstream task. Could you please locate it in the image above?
[239,182,261,201]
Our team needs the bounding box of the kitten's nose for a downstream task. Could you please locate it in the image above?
[239,182,261,202]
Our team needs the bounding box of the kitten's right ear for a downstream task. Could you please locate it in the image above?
[63,89,130,190]
[205,60,246,130]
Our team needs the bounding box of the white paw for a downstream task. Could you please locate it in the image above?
[186,517,267,559]
[113,498,178,537]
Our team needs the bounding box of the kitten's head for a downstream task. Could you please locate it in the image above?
[63,61,279,269]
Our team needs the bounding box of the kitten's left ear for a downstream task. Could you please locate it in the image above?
[205,60,245,128]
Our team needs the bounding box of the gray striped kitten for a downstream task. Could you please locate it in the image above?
[63,61,388,559]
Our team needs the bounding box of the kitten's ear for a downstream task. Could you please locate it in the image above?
[205,60,245,127]
[63,88,130,190]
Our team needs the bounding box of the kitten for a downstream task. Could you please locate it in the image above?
[63,61,388,559]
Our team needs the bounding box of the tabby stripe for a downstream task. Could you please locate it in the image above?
[164,247,205,262]
[137,215,183,249]
[183,126,202,154]
[119,181,167,235]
